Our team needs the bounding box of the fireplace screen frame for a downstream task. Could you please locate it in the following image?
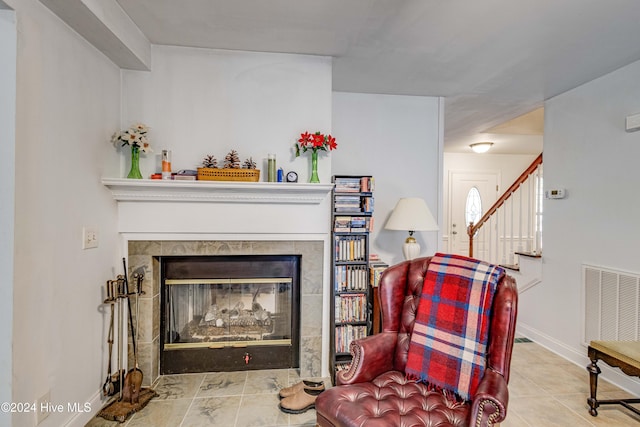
[160,255,301,374]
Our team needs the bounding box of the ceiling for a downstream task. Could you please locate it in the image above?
[113,0,640,154]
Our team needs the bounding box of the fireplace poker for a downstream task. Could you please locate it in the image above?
[116,277,124,400]
[121,258,143,403]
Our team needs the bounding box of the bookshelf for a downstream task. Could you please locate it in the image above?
[330,175,375,383]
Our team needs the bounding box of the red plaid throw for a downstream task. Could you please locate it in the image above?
[405,253,504,400]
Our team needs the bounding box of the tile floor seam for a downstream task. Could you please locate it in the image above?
[234,372,249,427]
[507,410,534,427]
[550,393,597,427]
[177,374,207,427]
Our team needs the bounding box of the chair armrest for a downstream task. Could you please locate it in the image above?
[470,369,509,427]
[336,332,398,385]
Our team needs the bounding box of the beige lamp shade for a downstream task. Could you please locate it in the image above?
[385,198,439,260]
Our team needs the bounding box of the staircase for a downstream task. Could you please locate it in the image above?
[467,153,543,286]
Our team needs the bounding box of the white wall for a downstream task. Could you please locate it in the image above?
[525,59,640,394]
[0,7,15,426]
[8,0,122,425]
[120,45,333,183]
[332,92,443,266]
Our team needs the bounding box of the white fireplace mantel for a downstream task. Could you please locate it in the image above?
[103,177,334,377]
[102,178,334,204]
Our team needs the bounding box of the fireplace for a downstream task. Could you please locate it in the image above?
[160,255,301,373]
[127,239,325,387]
[103,179,334,387]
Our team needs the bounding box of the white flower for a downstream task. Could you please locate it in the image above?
[112,123,152,153]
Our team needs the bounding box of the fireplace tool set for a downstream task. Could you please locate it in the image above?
[97,259,157,423]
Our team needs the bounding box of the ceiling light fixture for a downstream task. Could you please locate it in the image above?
[470,142,494,153]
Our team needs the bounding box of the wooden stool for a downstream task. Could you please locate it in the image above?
[586,340,640,417]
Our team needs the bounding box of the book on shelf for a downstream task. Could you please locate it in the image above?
[369,260,389,287]
[335,362,352,373]
[362,196,374,213]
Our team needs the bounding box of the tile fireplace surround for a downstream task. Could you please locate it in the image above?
[128,239,324,387]
[103,179,334,387]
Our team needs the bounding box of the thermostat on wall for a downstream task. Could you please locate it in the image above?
[545,188,566,199]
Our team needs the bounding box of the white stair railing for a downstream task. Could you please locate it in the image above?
[468,154,543,266]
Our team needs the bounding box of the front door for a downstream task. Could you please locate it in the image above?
[448,171,499,259]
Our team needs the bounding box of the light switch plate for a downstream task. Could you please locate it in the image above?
[82,227,98,249]
[626,112,640,132]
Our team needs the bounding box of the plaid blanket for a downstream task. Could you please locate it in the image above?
[405,253,504,400]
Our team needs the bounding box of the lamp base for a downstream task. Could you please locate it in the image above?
[402,236,421,260]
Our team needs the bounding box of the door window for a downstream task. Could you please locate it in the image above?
[465,187,482,226]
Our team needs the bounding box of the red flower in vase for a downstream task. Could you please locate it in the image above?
[294,131,338,157]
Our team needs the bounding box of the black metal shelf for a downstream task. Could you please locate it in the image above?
[329,174,374,385]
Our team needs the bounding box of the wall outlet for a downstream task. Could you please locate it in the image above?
[35,390,50,425]
[82,227,98,249]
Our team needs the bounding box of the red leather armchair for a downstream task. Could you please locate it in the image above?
[316,256,518,427]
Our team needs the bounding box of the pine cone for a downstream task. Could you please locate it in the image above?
[243,157,257,169]
[202,154,217,168]
[224,150,241,169]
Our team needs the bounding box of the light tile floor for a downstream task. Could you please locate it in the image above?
[503,340,639,427]
[86,340,640,426]
[86,368,327,427]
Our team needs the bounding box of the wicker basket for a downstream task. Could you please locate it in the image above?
[197,168,260,182]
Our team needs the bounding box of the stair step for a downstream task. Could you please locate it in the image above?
[500,263,520,271]
[515,251,541,258]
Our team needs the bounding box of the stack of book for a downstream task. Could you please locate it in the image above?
[334,195,362,212]
[359,176,374,192]
[333,216,373,232]
[361,196,374,213]
[334,265,369,291]
[335,293,367,323]
[334,177,364,192]
[369,254,388,287]
[335,325,367,353]
[335,362,351,373]
[369,260,389,287]
[334,235,367,261]
[334,176,375,193]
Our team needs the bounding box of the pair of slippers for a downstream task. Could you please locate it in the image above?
[278,380,325,414]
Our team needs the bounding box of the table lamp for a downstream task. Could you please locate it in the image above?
[385,197,439,260]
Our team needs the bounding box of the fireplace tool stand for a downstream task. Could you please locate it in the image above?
[97,259,157,423]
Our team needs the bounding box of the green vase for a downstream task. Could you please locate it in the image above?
[310,150,320,183]
[127,146,143,179]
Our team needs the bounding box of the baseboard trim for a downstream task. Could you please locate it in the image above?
[63,390,104,427]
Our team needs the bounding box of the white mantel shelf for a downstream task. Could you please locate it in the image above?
[102,178,334,204]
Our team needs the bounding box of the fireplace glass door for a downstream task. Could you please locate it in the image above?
[160,255,300,373]
[165,278,292,348]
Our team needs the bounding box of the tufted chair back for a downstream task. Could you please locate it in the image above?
[379,257,427,373]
